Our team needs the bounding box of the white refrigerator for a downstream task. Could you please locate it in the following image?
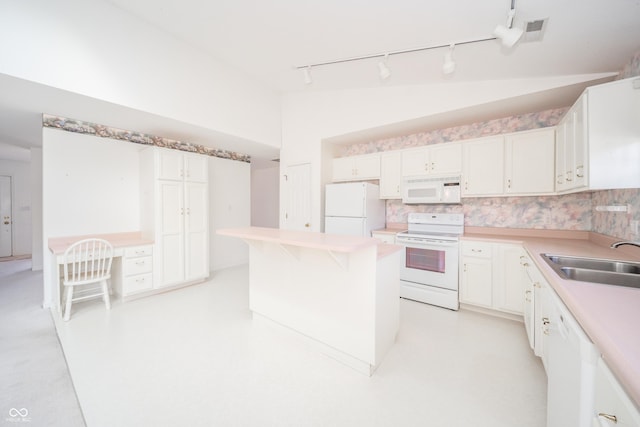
[324,182,386,237]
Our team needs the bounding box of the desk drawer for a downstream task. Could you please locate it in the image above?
[123,273,153,294]
[123,256,153,276]
[124,245,153,258]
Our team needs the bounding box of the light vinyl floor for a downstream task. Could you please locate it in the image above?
[54,265,547,427]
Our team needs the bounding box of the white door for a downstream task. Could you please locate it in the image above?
[283,163,312,231]
[0,176,11,257]
[157,180,185,287]
[184,182,208,281]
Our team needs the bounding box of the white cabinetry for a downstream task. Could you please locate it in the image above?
[461,136,504,196]
[504,128,556,195]
[460,240,527,316]
[332,153,380,182]
[379,151,402,199]
[401,143,461,177]
[119,245,154,296]
[460,241,493,307]
[556,77,640,192]
[141,148,209,289]
[520,253,553,366]
[593,358,640,427]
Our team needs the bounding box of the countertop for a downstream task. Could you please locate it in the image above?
[48,231,154,255]
[218,226,402,259]
[462,227,640,408]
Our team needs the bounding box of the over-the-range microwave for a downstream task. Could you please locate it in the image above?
[402,176,461,204]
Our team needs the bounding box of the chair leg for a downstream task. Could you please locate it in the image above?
[102,280,111,310]
[63,286,73,321]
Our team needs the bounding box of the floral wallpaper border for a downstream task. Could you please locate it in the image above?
[42,114,251,163]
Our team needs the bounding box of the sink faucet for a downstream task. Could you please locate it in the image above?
[611,241,640,249]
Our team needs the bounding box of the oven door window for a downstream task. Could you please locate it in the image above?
[405,247,446,273]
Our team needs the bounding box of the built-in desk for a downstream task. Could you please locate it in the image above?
[48,232,154,314]
[217,226,402,375]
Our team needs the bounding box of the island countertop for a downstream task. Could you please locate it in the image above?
[217,226,387,254]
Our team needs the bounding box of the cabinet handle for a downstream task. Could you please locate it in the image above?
[135,261,145,265]
[471,249,482,253]
[576,165,584,178]
[186,208,191,215]
[431,162,435,171]
[557,175,563,185]
[598,413,617,423]
[136,277,146,283]
[465,181,469,191]
[566,170,573,182]
[180,169,184,177]
[396,185,400,193]
[463,263,467,273]
[525,290,532,302]
[542,317,550,335]
[180,208,184,215]
[507,179,512,189]
[533,281,540,288]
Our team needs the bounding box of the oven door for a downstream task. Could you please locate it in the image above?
[397,238,459,291]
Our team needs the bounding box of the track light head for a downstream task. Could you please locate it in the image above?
[378,54,391,80]
[442,44,456,75]
[494,4,523,47]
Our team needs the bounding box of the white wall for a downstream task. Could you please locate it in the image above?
[0,158,32,256]
[30,147,43,270]
[0,0,281,149]
[209,156,251,270]
[280,75,616,231]
[251,165,279,228]
[42,128,141,306]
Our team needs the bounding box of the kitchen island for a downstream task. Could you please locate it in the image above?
[217,226,402,375]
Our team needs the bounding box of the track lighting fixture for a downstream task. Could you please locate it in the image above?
[302,66,313,85]
[442,44,456,75]
[494,0,524,47]
[378,54,391,80]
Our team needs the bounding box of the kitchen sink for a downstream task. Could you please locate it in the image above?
[542,254,640,289]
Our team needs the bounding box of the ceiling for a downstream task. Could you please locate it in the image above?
[1,0,639,162]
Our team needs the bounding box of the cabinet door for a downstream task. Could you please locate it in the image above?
[184,154,208,183]
[494,244,527,314]
[430,143,462,175]
[157,150,184,181]
[354,153,381,180]
[401,148,429,177]
[505,128,555,195]
[184,182,209,281]
[157,180,185,287]
[594,358,640,427]
[332,157,355,182]
[572,96,587,189]
[379,152,402,199]
[460,257,493,307]
[462,136,504,196]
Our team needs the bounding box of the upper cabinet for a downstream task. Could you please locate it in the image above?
[401,143,462,177]
[556,77,640,193]
[504,128,556,195]
[462,129,555,197]
[332,153,380,182]
[461,136,504,196]
[379,151,403,199]
[157,149,208,183]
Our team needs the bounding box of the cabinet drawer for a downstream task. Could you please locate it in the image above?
[372,232,396,244]
[123,256,153,276]
[461,241,493,258]
[123,273,153,295]
[124,245,153,258]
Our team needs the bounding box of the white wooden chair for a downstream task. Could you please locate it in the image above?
[62,238,114,321]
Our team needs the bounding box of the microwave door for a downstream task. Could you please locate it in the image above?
[404,185,441,203]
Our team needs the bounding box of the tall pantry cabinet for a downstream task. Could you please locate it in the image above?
[140,147,210,289]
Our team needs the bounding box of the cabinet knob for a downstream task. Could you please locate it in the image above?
[305,223,310,228]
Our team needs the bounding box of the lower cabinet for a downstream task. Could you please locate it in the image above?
[459,240,526,316]
[115,245,154,297]
[593,358,640,427]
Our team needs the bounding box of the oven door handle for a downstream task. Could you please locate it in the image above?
[397,238,459,247]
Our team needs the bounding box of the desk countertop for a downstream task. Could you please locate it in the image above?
[48,232,154,255]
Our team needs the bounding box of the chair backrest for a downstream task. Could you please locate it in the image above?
[63,238,114,285]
